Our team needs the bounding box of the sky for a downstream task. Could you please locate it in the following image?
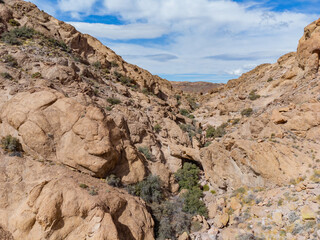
[28,0,320,83]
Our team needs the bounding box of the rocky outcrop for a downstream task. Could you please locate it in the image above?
[0,153,154,240]
[0,90,146,183]
[197,17,320,190]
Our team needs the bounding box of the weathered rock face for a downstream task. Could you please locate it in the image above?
[0,90,146,182]
[0,154,154,240]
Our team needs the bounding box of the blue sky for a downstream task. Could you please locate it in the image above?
[29,0,319,83]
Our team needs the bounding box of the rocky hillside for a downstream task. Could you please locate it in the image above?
[171,81,222,94]
[0,0,320,239]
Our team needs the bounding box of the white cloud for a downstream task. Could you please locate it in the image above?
[58,0,97,13]
[46,0,319,82]
[68,22,169,40]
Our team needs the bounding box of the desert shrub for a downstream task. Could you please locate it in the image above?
[179,124,197,140]
[154,124,162,133]
[0,72,13,80]
[210,190,216,194]
[111,61,119,68]
[232,118,240,125]
[138,146,152,160]
[107,97,121,105]
[1,31,20,45]
[134,175,163,203]
[175,162,200,190]
[119,75,136,88]
[241,108,253,117]
[31,72,42,78]
[106,174,121,187]
[1,135,22,156]
[237,234,264,240]
[248,90,260,101]
[186,95,199,110]
[105,106,112,111]
[8,19,20,27]
[88,187,98,196]
[206,125,215,138]
[175,95,181,101]
[190,221,202,232]
[42,37,70,52]
[180,109,189,116]
[288,211,299,223]
[3,54,18,68]
[12,27,35,38]
[92,61,101,69]
[181,187,208,217]
[277,198,284,206]
[203,184,209,191]
[204,141,211,147]
[267,77,273,82]
[142,88,150,95]
[153,198,191,240]
[310,169,320,183]
[79,183,88,189]
[2,27,36,45]
[206,123,227,138]
[232,187,246,196]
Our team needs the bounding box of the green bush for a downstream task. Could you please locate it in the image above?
[105,106,112,111]
[134,175,163,203]
[206,123,227,139]
[0,72,13,80]
[1,135,22,154]
[180,109,189,116]
[204,141,211,147]
[182,187,208,217]
[175,162,200,190]
[154,124,162,133]
[138,146,152,160]
[106,174,121,187]
[175,95,181,101]
[111,61,119,68]
[8,19,20,27]
[107,97,121,105]
[248,90,260,101]
[79,183,88,189]
[92,61,101,69]
[1,27,36,45]
[31,72,42,78]
[203,184,209,191]
[241,108,253,117]
[206,125,215,138]
[267,77,273,82]
[3,55,18,68]
[43,37,70,52]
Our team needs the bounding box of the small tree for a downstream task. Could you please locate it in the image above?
[175,162,200,190]
[135,175,162,203]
